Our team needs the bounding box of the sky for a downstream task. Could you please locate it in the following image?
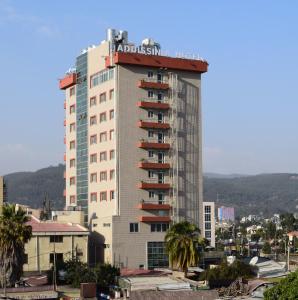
[0,0,298,175]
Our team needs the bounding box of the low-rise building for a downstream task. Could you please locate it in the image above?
[24,216,89,273]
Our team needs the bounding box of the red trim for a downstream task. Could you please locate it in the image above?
[138,80,169,90]
[59,73,77,90]
[138,203,171,210]
[137,101,170,110]
[138,121,170,129]
[138,216,171,222]
[63,153,66,162]
[107,52,208,73]
[138,182,171,190]
[137,142,170,150]
[138,162,170,169]
[63,189,66,197]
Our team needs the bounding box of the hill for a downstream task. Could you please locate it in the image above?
[3,166,298,217]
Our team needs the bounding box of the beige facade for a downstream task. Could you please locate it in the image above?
[60,29,208,269]
[24,216,89,273]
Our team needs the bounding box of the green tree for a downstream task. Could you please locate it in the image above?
[262,241,271,254]
[264,270,298,300]
[165,221,200,277]
[280,213,297,233]
[265,221,276,240]
[0,204,32,287]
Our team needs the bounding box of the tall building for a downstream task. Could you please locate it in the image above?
[59,29,208,269]
[202,202,215,247]
[218,206,235,223]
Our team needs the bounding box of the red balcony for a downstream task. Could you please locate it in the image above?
[138,120,170,129]
[138,203,171,210]
[138,162,170,170]
[138,79,169,90]
[138,216,171,222]
[137,141,170,150]
[137,101,170,110]
[59,73,77,90]
[138,182,171,190]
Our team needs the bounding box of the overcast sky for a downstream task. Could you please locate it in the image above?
[0,0,298,175]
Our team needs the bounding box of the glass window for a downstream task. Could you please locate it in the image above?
[70,123,75,132]
[100,112,106,123]
[148,71,154,78]
[205,222,211,230]
[204,205,211,214]
[90,96,97,107]
[110,129,115,140]
[157,92,164,101]
[69,195,76,204]
[110,150,115,160]
[100,92,106,103]
[90,115,97,126]
[148,111,154,118]
[148,91,154,98]
[148,171,154,178]
[205,231,211,238]
[130,223,139,233]
[109,89,114,100]
[90,173,97,183]
[70,159,75,168]
[205,214,211,221]
[110,109,114,120]
[100,171,107,181]
[70,177,75,185]
[100,191,107,201]
[91,193,97,202]
[147,242,168,269]
[148,131,154,138]
[110,190,115,200]
[100,132,107,142]
[110,169,115,180]
[90,135,97,145]
[70,140,75,150]
[70,87,75,97]
[50,253,63,264]
[90,154,97,163]
[70,105,75,114]
[148,150,154,158]
[149,191,155,198]
[90,69,114,88]
[100,151,107,161]
[50,236,63,243]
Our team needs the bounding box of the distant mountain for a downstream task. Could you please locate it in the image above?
[4,165,65,209]
[3,166,298,217]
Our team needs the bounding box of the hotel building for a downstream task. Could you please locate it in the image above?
[59,29,208,269]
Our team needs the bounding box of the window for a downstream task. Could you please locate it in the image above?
[70,140,75,150]
[148,171,154,178]
[90,96,97,107]
[50,236,63,243]
[90,115,97,126]
[147,242,168,269]
[100,112,106,123]
[110,190,115,200]
[149,191,155,198]
[70,177,75,185]
[90,69,114,88]
[204,205,211,214]
[148,150,154,158]
[90,153,97,163]
[130,223,139,233]
[100,92,106,103]
[150,223,169,232]
[157,92,164,101]
[100,191,107,201]
[90,173,97,183]
[70,123,75,132]
[110,150,115,160]
[205,222,211,230]
[109,89,114,100]
[148,111,154,118]
[148,71,154,78]
[110,169,115,180]
[148,90,154,98]
[110,109,114,120]
[100,132,107,142]
[110,129,115,140]
[23,254,28,264]
[103,223,111,227]
[70,105,75,114]
[100,171,107,181]
[70,159,75,168]
[100,151,107,161]
[91,193,97,202]
[50,253,63,264]
[70,195,76,204]
[90,135,97,145]
[70,87,75,97]
[205,231,211,239]
[148,131,154,138]
[205,214,211,222]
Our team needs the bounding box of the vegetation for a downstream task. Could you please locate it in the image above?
[262,241,272,254]
[264,270,298,300]
[165,221,200,276]
[0,204,32,287]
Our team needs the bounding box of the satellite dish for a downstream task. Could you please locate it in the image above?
[250,256,258,266]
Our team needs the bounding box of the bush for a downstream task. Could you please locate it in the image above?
[262,241,271,254]
[264,270,298,300]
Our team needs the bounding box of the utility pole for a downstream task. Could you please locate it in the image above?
[53,239,57,291]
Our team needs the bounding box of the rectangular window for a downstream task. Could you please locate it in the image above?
[148,71,154,78]
[90,115,97,126]
[130,223,139,233]
[70,195,76,204]
[70,87,75,97]
[90,135,97,145]
[205,214,211,222]
[147,242,168,270]
[150,223,169,232]
[90,96,97,107]
[148,131,154,138]
[50,236,63,243]
[70,105,75,114]
[148,150,154,158]
[110,169,115,180]
[91,193,97,202]
[110,150,115,160]
[100,171,107,181]
[103,223,111,227]
[110,190,115,200]
[90,173,97,183]
[70,159,75,168]
[110,129,114,140]
[100,112,106,123]
[100,191,107,201]
[109,89,114,100]
[148,111,154,118]
[70,177,75,185]
[109,109,114,120]
[100,151,107,161]
[205,222,211,230]
[50,253,63,264]
[90,69,114,88]
[204,206,211,214]
[149,191,155,198]
[100,132,107,142]
[23,253,28,264]
[100,92,106,103]
[70,123,75,132]
[148,90,154,98]
[148,171,154,178]
[157,92,164,100]
[90,153,97,163]
[70,140,75,150]
[205,231,211,239]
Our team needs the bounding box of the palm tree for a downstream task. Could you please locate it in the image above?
[165,221,200,277]
[0,204,32,287]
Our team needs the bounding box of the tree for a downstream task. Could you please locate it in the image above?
[264,221,276,240]
[262,241,271,254]
[165,221,200,277]
[264,270,298,300]
[280,213,297,233]
[0,204,32,287]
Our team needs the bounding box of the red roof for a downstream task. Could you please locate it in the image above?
[27,216,88,233]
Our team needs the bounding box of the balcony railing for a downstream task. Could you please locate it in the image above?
[138,216,171,222]
[138,139,170,150]
[138,179,171,190]
[138,200,171,210]
[138,78,169,90]
[137,98,170,110]
[138,159,170,169]
[138,119,170,130]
